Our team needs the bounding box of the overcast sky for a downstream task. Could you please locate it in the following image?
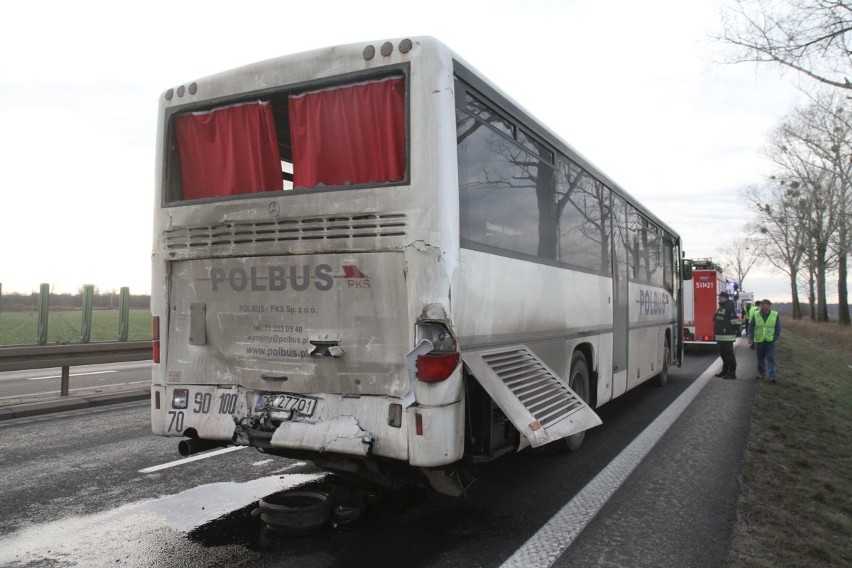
[0,0,812,301]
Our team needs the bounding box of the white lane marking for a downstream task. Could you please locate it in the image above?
[28,371,119,381]
[62,380,149,391]
[500,358,720,568]
[0,381,150,405]
[252,459,274,466]
[139,446,246,473]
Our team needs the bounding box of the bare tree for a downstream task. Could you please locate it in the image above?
[718,0,852,323]
[718,0,852,90]
[794,91,852,324]
[768,94,849,321]
[718,236,762,291]
[745,183,808,318]
[799,241,820,319]
[831,134,852,325]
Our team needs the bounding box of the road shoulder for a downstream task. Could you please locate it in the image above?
[554,340,758,567]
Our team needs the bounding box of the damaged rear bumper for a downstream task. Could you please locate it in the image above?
[152,384,411,461]
[237,414,375,456]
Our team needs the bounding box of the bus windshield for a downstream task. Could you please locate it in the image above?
[164,74,406,204]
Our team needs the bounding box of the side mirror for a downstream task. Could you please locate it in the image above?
[682,259,693,280]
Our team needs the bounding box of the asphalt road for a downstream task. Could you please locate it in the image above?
[0,349,738,568]
[558,342,757,567]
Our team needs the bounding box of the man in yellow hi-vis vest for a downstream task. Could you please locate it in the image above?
[748,299,782,383]
[746,300,761,349]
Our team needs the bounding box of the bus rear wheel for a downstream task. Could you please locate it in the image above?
[564,352,590,452]
[654,342,670,387]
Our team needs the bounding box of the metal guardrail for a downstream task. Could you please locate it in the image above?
[0,341,152,396]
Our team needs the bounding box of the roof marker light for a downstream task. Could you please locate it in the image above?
[381,42,393,57]
[363,45,375,60]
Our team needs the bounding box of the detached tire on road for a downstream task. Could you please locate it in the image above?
[255,490,331,536]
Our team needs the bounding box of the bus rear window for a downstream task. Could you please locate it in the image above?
[164,75,406,203]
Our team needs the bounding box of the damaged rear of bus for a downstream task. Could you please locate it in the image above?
[150,37,600,496]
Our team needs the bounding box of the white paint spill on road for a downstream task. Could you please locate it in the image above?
[0,473,323,567]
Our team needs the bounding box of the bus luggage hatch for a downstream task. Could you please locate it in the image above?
[462,346,602,450]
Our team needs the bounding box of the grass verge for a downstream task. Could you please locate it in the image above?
[726,319,852,568]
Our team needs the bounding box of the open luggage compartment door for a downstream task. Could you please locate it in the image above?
[462,346,602,450]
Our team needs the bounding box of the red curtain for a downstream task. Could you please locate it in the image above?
[289,76,405,188]
[175,101,281,200]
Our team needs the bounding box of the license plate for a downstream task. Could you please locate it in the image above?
[256,393,318,417]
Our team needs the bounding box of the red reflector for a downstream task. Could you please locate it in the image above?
[416,352,460,382]
[153,340,161,364]
[415,412,423,436]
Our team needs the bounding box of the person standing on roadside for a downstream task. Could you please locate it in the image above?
[713,291,739,379]
[749,299,782,383]
[747,300,761,348]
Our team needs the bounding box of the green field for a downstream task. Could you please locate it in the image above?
[0,309,152,345]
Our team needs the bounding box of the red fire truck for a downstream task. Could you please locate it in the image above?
[683,258,742,345]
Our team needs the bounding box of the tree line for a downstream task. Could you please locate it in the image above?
[717,0,851,325]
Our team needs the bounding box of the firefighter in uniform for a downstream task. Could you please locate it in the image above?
[713,291,739,379]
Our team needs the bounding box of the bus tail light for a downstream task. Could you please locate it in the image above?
[416,352,460,382]
[152,316,161,364]
[415,321,459,382]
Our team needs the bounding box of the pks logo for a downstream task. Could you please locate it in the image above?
[336,265,371,289]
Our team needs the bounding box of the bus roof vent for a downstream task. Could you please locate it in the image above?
[462,346,601,449]
[163,213,407,250]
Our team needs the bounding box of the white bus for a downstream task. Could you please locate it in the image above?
[151,37,684,496]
